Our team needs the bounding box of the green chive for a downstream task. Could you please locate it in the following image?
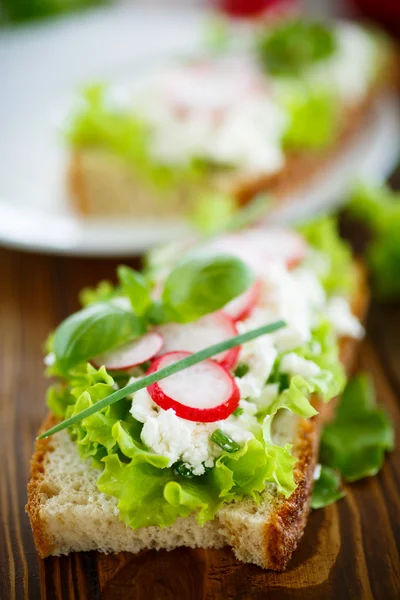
[234,363,249,378]
[233,407,244,417]
[38,320,285,440]
[174,462,194,478]
[211,429,241,453]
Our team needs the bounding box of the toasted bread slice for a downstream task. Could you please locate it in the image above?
[26,264,368,569]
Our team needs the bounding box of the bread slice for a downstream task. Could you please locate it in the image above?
[26,264,368,569]
[68,61,395,218]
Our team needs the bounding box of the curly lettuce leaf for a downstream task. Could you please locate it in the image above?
[320,373,394,481]
[347,182,400,299]
[97,437,275,529]
[299,216,355,296]
[264,443,297,498]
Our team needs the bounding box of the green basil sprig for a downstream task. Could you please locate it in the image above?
[162,254,255,323]
[52,254,254,372]
[117,265,152,316]
[53,302,145,372]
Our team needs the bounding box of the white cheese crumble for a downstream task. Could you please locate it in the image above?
[327,296,365,339]
[130,386,258,476]
[131,58,288,176]
[313,463,322,481]
[281,353,321,378]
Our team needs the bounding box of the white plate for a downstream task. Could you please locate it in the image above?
[0,4,399,256]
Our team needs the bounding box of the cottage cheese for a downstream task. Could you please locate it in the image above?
[132,58,287,176]
[327,296,365,339]
[130,386,258,475]
[280,353,321,378]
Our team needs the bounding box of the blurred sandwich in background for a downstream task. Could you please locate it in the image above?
[67,17,397,220]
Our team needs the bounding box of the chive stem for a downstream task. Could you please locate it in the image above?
[211,429,241,453]
[38,319,285,440]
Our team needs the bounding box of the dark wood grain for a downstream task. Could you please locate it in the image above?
[1,247,400,600]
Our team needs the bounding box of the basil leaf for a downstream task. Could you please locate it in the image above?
[256,19,337,77]
[162,254,255,323]
[117,265,152,316]
[311,466,345,509]
[320,374,394,482]
[53,302,145,372]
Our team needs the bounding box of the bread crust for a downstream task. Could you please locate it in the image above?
[26,264,369,569]
[259,262,369,569]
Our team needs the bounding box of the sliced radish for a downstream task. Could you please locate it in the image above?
[223,280,261,322]
[147,351,240,422]
[92,332,163,371]
[157,312,239,370]
[202,227,307,275]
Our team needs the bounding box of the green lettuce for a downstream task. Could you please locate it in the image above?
[299,216,355,295]
[311,465,345,509]
[347,182,400,299]
[97,436,290,529]
[320,373,394,481]
[277,83,338,150]
[67,85,204,190]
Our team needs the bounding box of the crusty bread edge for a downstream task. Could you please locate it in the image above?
[257,262,369,569]
[26,263,369,569]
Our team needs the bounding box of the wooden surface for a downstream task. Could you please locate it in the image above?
[1,246,400,600]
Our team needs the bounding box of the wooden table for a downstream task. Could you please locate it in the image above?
[1,244,400,600]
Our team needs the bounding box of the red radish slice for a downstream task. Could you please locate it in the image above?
[147,351,240,422]
[157,312,239,370]
[224,280,261,322]
[92,332,163,371]
[203,228,307,275]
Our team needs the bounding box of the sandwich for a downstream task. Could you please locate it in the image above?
[67,17,394,220]
[27,218,369,569]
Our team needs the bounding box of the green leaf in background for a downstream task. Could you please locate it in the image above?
[256,19,337,77]
[347,182,400,299]
[1,0,106,23]
[299,216,355,296]
[190,191,236,235]
[53,302,145,372]
[320,374,394,482]
[282,86,337,150]
[162,254,255,323]
[117,265,152,316]
[79,280,117,307]
[311,466,345,509]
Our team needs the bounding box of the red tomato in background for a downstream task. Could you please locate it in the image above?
[215,0,297,19]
